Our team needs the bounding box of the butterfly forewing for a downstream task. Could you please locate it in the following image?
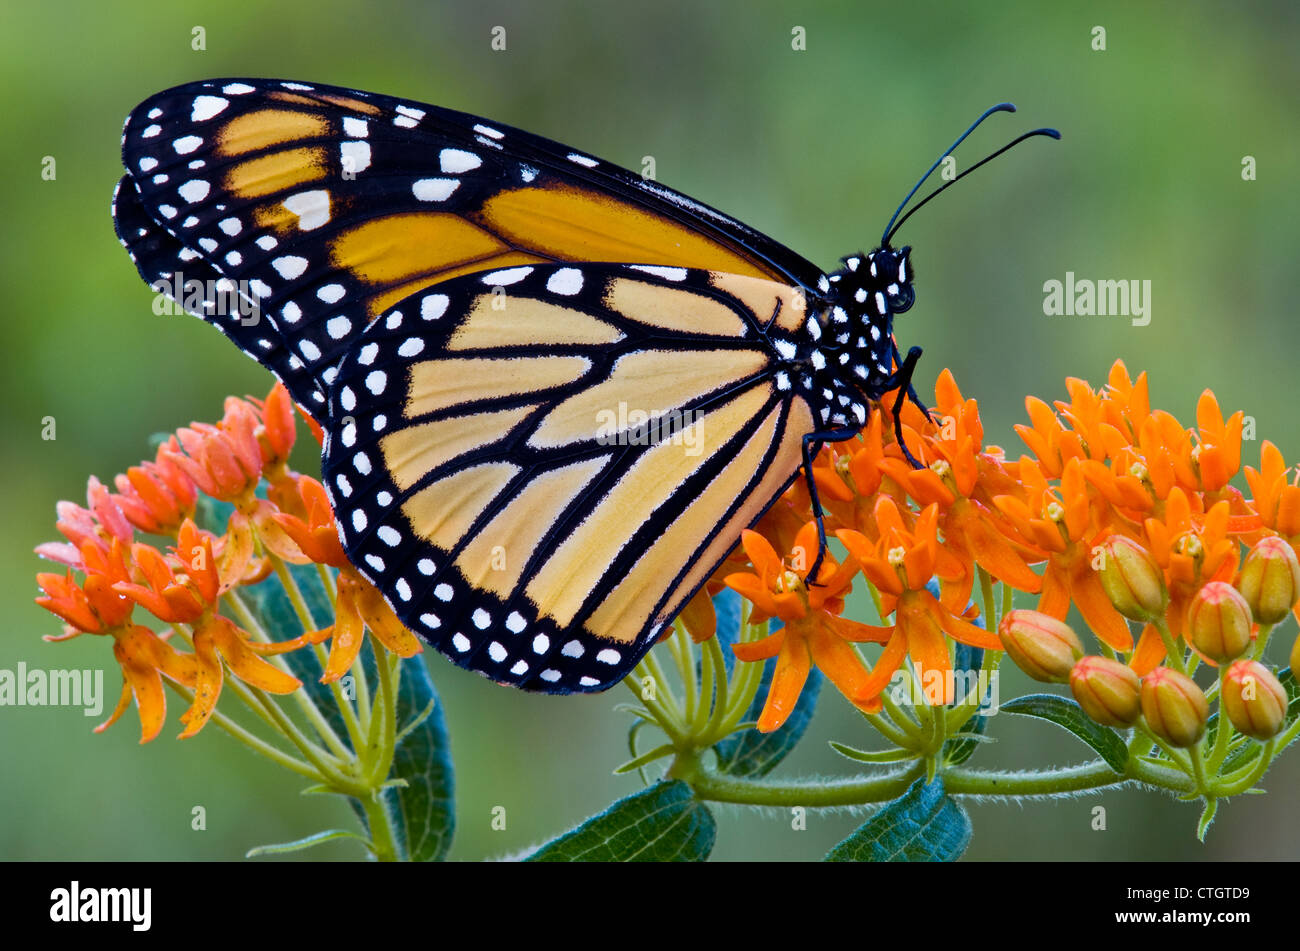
[114,79,823,410]
[323,263,813,691]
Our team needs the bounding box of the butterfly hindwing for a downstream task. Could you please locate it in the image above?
[115,78,824,410]
[322,263,816,691]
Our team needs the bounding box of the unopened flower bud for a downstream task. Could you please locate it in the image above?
[1140,667,1209,748]
[1186,582,1253,663]
[1291,631,1300,676]
[1070,655,1142,727]
[999,609,1083,683]
[1237,536,1300,625]
[1221,660,1287,741]
[1098,535,1168,622]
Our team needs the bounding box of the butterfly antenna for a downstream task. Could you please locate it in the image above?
[880,103,1017,246]
[884,127,1061,245]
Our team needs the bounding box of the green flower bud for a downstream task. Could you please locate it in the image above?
[1099,535,1168,623]
[1141,667,1209,748]
[999,609,1084,683]
[1070,655,1142,727]
[1236,536,1300,625]
[1221,660,1287,741]
[1186,581,1253,663]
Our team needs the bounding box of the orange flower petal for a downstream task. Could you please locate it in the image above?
[755,635,811,733]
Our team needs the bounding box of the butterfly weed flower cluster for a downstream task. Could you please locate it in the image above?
[33,363,1300,857]
[624,360,1299,846]
[34,382,431,861]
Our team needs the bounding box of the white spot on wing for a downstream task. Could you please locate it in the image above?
[191,96,229,122]
[546,268,584,296]
[341,141,371,174]
[421,294,450,320]
[282,190,331,230]
[412,178,459,202]
[481,267,532,286]
[177,180,210,203]
[440,148,481,173]
[629,265,686,281]
[273,256,308,280]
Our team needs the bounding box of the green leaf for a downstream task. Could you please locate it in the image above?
[234,558,456,861]
[613,743,675,774]
[1196,798,1219,842]
[1001,693,1128,772]
[525,780,715,862]
[825,777,971,862]
[829,741,918,764]
[713,618,822,777]
[246,828,369,858]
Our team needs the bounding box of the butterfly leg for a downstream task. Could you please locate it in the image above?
[800,426,862,585]
[886,344,928,469]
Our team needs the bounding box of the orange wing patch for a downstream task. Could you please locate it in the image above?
[584,400,789,638]
[527,348,768,449]
[217,109,329,156]
[475,184,781,281]
[525,384,774,635]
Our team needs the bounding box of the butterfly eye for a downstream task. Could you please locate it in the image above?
[889,284,915,314]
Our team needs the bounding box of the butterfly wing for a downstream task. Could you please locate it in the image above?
[114,78,825,410]
[323,263,817,691]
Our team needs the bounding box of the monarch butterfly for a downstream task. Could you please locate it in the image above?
[113,79,1057,693]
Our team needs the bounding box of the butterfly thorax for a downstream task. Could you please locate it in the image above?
[795,245,915,428]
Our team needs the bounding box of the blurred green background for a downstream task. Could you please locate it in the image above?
[2,0,1297,861]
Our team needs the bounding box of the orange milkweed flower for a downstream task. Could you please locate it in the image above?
[1129,488,1239,674]
[109,519,302,734]
[994,458,1133,651]
[724,522,889,732]
[110,450,198,536]
[878,371,1044,609]
[271,476,421,677]
[1190,390,1244,495]
[1245,441,1300,552]
[837,498,1002,706]
[35,538,199,742]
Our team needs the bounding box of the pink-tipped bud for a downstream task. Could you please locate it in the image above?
[1070,655,1142,727]
[1098,535,1168,623]
[1186,581,1254,663]
[999,609,1084,683]
[1221,660,1287,741]
[1236,536,1300,625]
[1140,667,1209,748]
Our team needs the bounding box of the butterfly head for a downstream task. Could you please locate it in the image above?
[827,245,915,322]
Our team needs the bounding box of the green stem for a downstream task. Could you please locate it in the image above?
[268,555,367,753]
[365,644,402,786]
[1251,623,1275,660]
[359,792,400,862]
[1153,617,1188,675]
[162,680,320,780]
[224,588,354,761]
[676,754,1189,806]
[978,567,996,632]
[1207,668,1235,774]
[1216,740,1275,796]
